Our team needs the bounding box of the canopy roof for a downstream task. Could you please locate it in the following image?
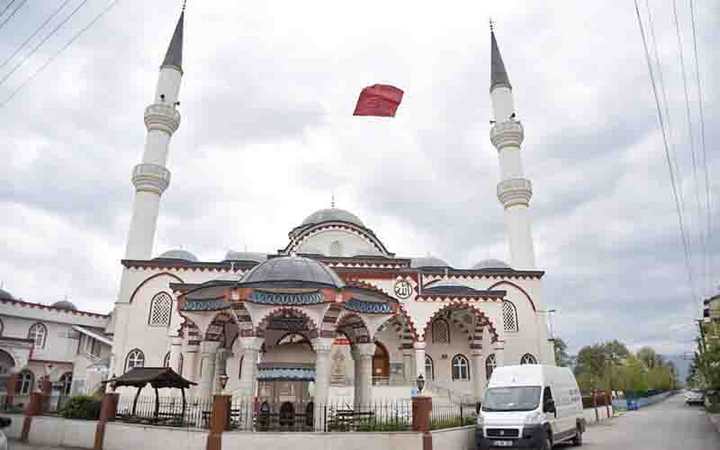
[104,367,196,389]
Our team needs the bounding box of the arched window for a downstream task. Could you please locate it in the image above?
[58,372,73,396]
[163,352,171,367]
[238,356,244,380]
[0,317,4,336]
[431,319,450,344]
[485,354,496,380]
[125,349,145,371]
[28,322,47,349]
[502,301,518,333]
[520,353,538,365]
[451,354,470,380]
[424,355,435,380]
[19,370,34,395]
[0,350,14,375]
[148,292,173,327]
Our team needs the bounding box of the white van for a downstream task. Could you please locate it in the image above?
[476,364,585,450]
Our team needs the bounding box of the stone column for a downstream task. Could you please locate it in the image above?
[356,343,376,409]
[212,348,229,394]
[168,336,183,373]
[402,348,414,383]
[237,337,263,398]
[198,340,221,400]
[413,341,427,379]
[493,343,505,367]
[182,340,200,383]
[352,347,361,408]
[470,350,485,403]
[312,338,334,430]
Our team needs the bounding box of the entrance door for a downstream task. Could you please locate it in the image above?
[372,342,390,384]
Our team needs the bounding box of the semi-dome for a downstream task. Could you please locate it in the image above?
[0,288,15,301]
[155,249,198,262]
[224,251,268,263]
[240,256,345,288]
[472,258,511,270]
[411,256,450,269]
[301,208,364,227]
[51,300,77,311]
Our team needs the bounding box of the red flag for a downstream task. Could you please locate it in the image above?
[353,84,404,117]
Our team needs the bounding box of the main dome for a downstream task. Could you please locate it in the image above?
[301,208,364,227]
[411,256,450,269]
[472,259,511,270]
[240,255,345,288]
[0,288,14,301]
[155,249,198,262]
[51,300,77,311]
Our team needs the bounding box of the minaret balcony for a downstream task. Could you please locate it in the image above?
[490,120,524,150]
[144,103,181,134]
[132,163,171,194]
[497,177,532,208]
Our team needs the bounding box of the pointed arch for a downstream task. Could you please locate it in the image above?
[486,280,536,311]
[129,272,184,304]
[422,303,499,344]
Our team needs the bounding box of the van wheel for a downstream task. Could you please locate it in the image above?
[572,427,583,446]
[540,436,553,450]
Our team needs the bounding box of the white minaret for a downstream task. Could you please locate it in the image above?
[489,28,536,270]
[124,11,184,259]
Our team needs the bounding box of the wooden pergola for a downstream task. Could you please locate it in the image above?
[104,367,197,422]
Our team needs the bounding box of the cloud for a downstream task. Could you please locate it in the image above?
[1,0,719,354]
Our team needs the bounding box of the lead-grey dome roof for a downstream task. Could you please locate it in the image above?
[411,256,450,268]
[240,256,345,288]
[51,300,77,311]
[0,288,14,301]
[301,208,364,227]
[224,251,268,263]
[472,258,511,270]
[156,249,198,262]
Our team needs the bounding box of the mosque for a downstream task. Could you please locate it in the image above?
[109,11,555,408]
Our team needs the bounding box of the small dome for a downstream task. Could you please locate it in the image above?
[301,208,364,227]
[0,288,15,301]
[155,249,198,262]
[411,256,450,269]
[224,251,268,263]
[51,300,77,311]
[472,259,511,270]
[240,256,344,288]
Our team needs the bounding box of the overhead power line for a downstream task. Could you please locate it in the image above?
[0,0,120,107]
[0,0,92,88]
[0,0,75,71]
[672,0,706,294]
[633,0,699,310]
[0,0,18,18]
[689,0,712,295]
[0,0,27,33]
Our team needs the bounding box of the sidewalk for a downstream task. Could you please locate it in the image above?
[8,438,83,449]
[709,413,720,434]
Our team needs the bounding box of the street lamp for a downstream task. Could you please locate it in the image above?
[416,374,425,394]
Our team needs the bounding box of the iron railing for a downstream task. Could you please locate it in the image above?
[430,403,477,429]
[115,396,213,429]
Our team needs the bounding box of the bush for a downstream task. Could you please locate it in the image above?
[59,395,101,420]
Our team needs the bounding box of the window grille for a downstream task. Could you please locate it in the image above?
[58,372,73,395]
[125,349,145,371]
[451,354,470,380]
[485,354,496,380]
[28,322,47,349]
[502,301,518,332]
[148,292,172,327]
[19,370,33,395]
[431,319,450,343]
[520,353,538,365]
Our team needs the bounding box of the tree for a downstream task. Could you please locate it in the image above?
[553,338,572,367]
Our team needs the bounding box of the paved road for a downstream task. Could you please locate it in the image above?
[575,393,719,450]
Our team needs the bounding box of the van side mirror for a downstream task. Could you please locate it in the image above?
[543,399,556,414]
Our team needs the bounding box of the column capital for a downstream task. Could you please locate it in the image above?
[355,342,376,358]
[170,336,183,346]
[199,340,221,353]
[471,349,484,357]
[238,336,264,351]
[311,337,334,354]
[413,341,427,350]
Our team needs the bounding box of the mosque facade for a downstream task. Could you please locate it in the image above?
[109,12,555,407]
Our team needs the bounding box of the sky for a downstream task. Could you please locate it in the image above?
[1,0,718,356]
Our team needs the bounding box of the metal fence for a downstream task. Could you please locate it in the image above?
[229,398,412,432]
[115,396,214,429]
[430,403,477,430]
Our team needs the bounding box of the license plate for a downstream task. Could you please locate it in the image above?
[493,441,514,447]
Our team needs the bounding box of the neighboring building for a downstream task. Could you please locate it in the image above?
[703,294,720,323]
[109,11,555,407]
[0,288,112,405]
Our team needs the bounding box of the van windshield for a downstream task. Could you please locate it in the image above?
[482,386,541,412]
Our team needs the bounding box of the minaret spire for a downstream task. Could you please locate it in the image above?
[123,9,185,259]
[488,26,536,269]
